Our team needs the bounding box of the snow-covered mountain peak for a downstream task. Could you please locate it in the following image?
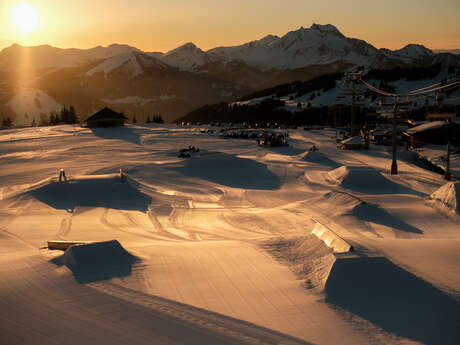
[309,23,344,37]
[394,44,434,59]
[1,25,453,82]
[86,51,166,77]
[165,42,203,56]
[258,34,280,46]
[275,24,347,49]
[0,43,140,70]
[162,42,208,70]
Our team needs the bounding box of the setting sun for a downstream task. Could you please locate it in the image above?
[12,3,39,34]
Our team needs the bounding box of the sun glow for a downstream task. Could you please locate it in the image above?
[12,3,39,34]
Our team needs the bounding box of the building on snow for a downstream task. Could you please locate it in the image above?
[85,107,127,127]
[403,121,460,148]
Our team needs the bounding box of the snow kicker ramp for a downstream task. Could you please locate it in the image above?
[27,175,152,211]
[311,221,353,253]
[54,240,140,283]
[325,256,460,345]
[428,181,460,215]
[328,166,413,194]
[172,151,282,190]
[300,150,340,168]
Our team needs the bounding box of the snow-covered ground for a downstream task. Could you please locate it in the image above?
[1,124,459,345]
[415,145,460,178]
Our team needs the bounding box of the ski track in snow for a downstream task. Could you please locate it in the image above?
[0,124,459,345]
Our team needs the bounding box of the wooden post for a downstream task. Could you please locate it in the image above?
[351,78,356,136]
[445,142,451,180]
[59,169,66,182]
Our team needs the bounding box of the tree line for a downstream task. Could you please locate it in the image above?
[45,106,79,125]
[132,113,164,124]
[1,106,79,128]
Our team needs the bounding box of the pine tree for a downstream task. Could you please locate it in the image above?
[2,117,12,127]
[60,106,68,124]
[49,114,55,125]
[69,106,78,124]
[153,113,164,123]
[132,115,137,124]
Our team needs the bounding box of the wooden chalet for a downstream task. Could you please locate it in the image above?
[426,105,456,122]
[85,107,127,127]
[340,136,363,150]
[403,121,460,148]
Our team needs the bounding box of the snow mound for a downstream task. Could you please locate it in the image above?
[300,150,339,167]
[53,240,140,283]
[261,235,334,291]
[261,153,293,163]
[321,191,364,210]
[328,166,402,193]
[61,240,137,270]
[171,152,281,190]
[428,182,460,214]
[26,174,152,211]
[57,240,139,283]
[325,256,460,345]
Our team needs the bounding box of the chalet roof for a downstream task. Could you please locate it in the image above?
[85,107,127,122]
[404,121,458,135]
[341,136,363,145]
[426,105,456,114]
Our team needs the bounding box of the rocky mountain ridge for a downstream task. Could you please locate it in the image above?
[1,24,459,124]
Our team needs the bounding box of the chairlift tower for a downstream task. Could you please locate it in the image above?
[390,98,400,175]
[445,141,452,180]
[359,73,460,176]
[341,72,365,136]
[378,97,411,175]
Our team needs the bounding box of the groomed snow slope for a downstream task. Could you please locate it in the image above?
[1,124,459,345]
[327,165,412,194]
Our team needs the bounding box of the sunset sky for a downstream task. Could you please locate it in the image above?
[1,0,459,52]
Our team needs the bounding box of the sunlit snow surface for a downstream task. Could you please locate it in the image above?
[0,124,459,345]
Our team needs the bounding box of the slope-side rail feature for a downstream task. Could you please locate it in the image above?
[311,219,353,253]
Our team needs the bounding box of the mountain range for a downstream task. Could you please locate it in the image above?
[1,24,459,125]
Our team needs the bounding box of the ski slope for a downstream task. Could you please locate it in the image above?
[0,124,459,345]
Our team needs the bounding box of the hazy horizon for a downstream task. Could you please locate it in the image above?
[1,26,460,54]
[1,0,459,52]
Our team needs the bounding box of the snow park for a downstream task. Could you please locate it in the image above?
[1,2,460,345]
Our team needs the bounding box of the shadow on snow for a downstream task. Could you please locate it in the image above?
[171,151,282,190]
[29,177,152,212]
[351,203,423,234]
[90,126,142,145]
[51,240,140,284]
[325,257,460,345]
